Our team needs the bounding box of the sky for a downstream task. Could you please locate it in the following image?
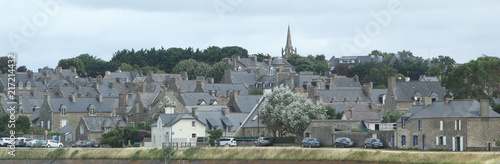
[1,0,499,71]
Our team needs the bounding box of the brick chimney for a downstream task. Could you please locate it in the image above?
[194,80,204,92]
[118,93,127,109]
[423,97,432,108]
[444,97,453,104]
[480,99,489,117]
[362,82,373,97]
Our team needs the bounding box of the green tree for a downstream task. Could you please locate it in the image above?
[118,63,140,72]
[365,65,398,87]
[382,111,403,123]
[326,106,343,119]
[172,59,210,80]
[0,56,9,74]
[15,115,30,134]
[207,129,223,146]
[140,66,164,73]
[58,58,86,76]
[331,63,350,75]
[493,103,500,115]
[255,53,271,62]
[259,86,327,137]
[249,89,263,95]
[441,56,500,99]
[206,62,227,83]
[101,127,124,147]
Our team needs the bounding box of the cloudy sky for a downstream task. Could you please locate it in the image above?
[2,0,499,70]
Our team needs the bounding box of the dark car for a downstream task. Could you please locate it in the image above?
[72,141,85,147]
[81,141,100,147]
[301,138,321,148]
[14,138,27,147]
[255,137,272,146]
[33,140,48,148]
[334,137,354,148]
[364,138,384,148]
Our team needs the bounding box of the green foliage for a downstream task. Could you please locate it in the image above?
[15,115,30,134]
[58,54,118,77]
[493,103,500,115]
[382,111,403,123]
[259,86,328,137]
[29,126,45,135]
[270,137,295,143]
[249,89,263,95]
[326,106,343,119]
[172,59,210,80]
[58,58,85,76]
[47,131,62,136]
[365,64,398,87]
[47,148,66,160]
[374,85,386,89]
[287,54,330,75]
[0,56,10,74]
[146,147,174,159]
[207,129,223,146]
[255,53,271,62]
[206,61,227,83]
[441,56,500,99]
[331,63,350,75]
[101,128,124,147]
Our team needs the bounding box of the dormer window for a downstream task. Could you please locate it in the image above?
[88,104,96,116]
[18,81,23,90]
[343,97,349,102]
[198,99,206,105]
[19,106,24,114]
[26,81,31,90]
[60,105,67,116]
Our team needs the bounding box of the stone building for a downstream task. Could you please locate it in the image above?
[396,99,500,151]
[385,76,446,112]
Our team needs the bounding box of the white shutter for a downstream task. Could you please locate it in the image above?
[440,121,443,131]
[436,136,439,145]
[452,137,455,151]
[459,120,462,130]
[48,121,51,129]
[454,120,457,130]
[443,136,447,146]
[460,137,464,151]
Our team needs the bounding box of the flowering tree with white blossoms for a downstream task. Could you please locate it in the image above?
[259,86,327,137]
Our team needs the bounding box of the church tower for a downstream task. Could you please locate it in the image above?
[281,25,297,59]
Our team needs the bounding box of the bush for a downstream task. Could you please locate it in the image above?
[271,137,295,143]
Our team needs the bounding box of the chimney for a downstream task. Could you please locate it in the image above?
[116,69,121,73]
[422,97,432,108]
[222,106,230,117]
[206,77,214,84]
[362,82,373,97]
[480,99,489,117]
[209,90,215,96]
[27,70,34,79]
[15,95,23,104]
[76,84,81,91]
[354,75,359,83]
[145,70,153,83]
[249,55,257,61]
[191,107,198,118]
[71,67,77,73]
[194,80,204,92]
[349,109,353,120]
[196,76,205,80]
[97,75,103,85]
[119,93,127,108]
[109,82,115,89]
[70,94,76,102]
[444,97,453,104]
[56,84,64,98]
[264,59,270,65]
[180,72,188,80]
[387,77,396,92]
[222,58,230,64]
[285,76,294,90]
[55,67,62,74]
[0,95,4,106]
[405,77,410,82]
[44,93,51,104]
[97,94,103,102]
[105,71,111,76]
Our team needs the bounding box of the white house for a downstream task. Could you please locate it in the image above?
[151,113,206,147]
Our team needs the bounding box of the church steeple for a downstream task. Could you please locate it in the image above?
[282,25,297,59]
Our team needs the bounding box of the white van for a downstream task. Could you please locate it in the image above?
[219,138,237,146]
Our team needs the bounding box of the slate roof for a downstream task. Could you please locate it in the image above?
[232,72,256,85]
[394,81,446,102]
[418,76,440,82]
[204,83,250,97]
[319,88,371,104]
[196,111,248,131]
[256,75,277,83]
[326,104,372,113]
[57,124,75,134]
[333,78,360,87]
[151,113,205,127]
[410,100,500,119]
[82,116,127,133]
[234,95,262,113]
[239,96,266,128]
[177,80,198,92]
[60,69,78,78]
[344,111,380,120]
[180,92,217,106]
[50,97,117,113]
[104,71,139,82]
[185,105,228,112]
[371,89,387,104]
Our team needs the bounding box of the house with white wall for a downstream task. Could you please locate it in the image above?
[150,113,206,147]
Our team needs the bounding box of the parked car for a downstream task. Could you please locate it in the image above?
[33,140,48,148]
[46,140,63,148]
[14,138,28,147]
[133,142,141,147]
[0,138,14,147]
[334,137,354,148]
[255,137,272,146]
[219,138,237,146]
[364,138,384,148]
[301,138,322,148]
[81,141,100,147]
[72,141,86,147]
[25,139,39,147]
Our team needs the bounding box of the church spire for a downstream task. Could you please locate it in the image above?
[282,25,297,59]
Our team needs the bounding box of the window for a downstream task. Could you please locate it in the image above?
[418,120,422,130]
[61,120,67,128]
[192,121,196,128]
[41,121,44,128]
[136,104,140,114]
[455,120,461,131]
[130,122,135,128]
[413,135,418,146]
[61,108,66,115]
[26,81,31,90]
[439,120,443,131]
[192,133,196,138]
[227,126,232,133]
[18,81,23,90]
[80,126,84,134]
[47,121,50,129]
[401,135,406,146]
[402,119,405,128]
[90,108,95,116]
